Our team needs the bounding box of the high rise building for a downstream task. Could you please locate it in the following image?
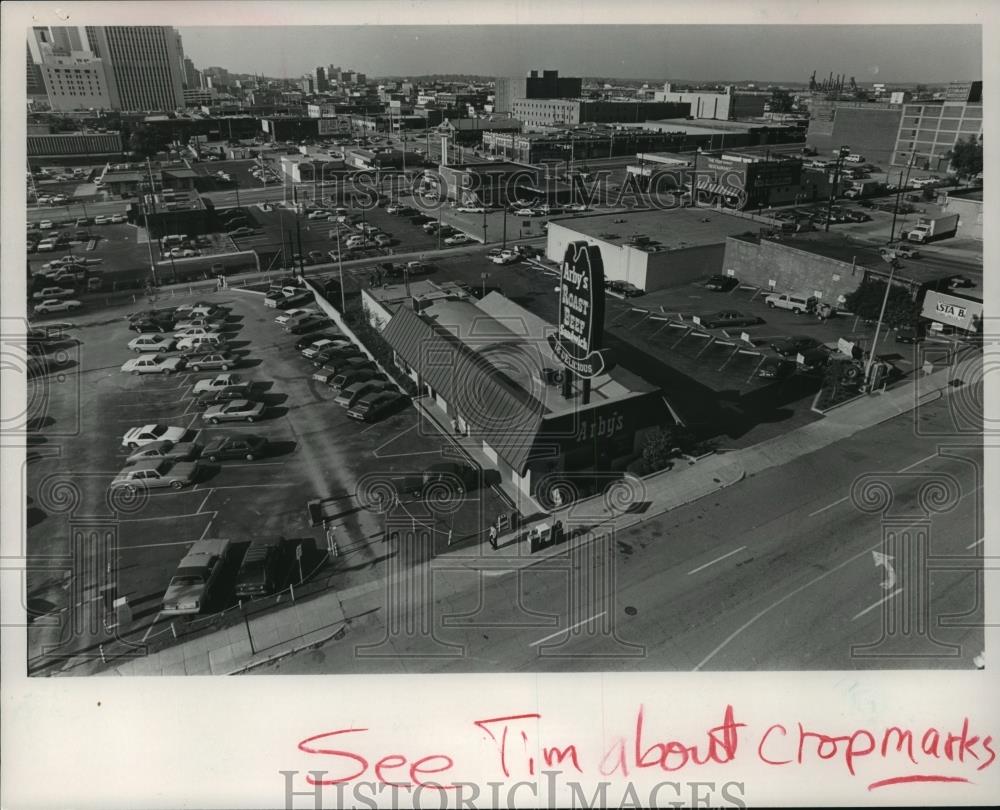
[183,57,200,89]
[49,26,84,54]
[495,69,582,113]
[38,51,112,112]
[84,25,186,111]
[314,66,328,92]
[26,43,46,96]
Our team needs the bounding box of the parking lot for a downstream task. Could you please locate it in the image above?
[25,288,509,672]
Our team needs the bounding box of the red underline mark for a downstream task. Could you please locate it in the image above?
[868,774,972,791]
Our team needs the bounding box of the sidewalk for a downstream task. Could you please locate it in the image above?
[100,360,974,675]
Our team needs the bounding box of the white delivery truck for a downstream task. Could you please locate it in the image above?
[905,213,959,243]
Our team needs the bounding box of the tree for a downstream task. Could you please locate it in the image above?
[640,425,695,473]
[946,135,983,180]
[128,125,168,159]
[769,89,794,114]
[843,279,921,329]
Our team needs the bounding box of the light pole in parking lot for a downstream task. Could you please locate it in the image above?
[825,146,850,232]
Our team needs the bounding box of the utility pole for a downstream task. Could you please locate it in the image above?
[295,220,305,276]
[889,153,916,244]
[502,204,508,249]
[825,146,849,232]
[336,229,346,312]
[234,179,241,210]
[865,262,896,389]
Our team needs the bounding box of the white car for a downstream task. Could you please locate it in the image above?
[128,334,176,353]
[176,335,226,353]
[111,214,127,224]
[36,240,58,252]
[122,424,187,449]
[94,215,111,225]
[274,308,314,325]
[192,372,243,395]
[174,316,224,331]
[174,325,222,340]
[385,205,402,214]
[33,299,81,315]
[444,234,471,246]
[301,338,350,359]
[457,206,485,214]
[38,220,54,230]
[307,210,331,220]
[121,354,186,375]
[490,251,518,265]
[32,286,75,300]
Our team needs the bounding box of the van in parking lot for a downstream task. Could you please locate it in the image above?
[764,292,817,314]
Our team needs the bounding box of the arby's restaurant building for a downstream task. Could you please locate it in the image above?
[378,242,678,503]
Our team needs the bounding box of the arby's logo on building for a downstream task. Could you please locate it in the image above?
[548,240,612,378]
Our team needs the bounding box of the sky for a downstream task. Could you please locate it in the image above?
[177,25,982,84]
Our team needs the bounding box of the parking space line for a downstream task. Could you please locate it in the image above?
[966,537,985,549]
[198,512,218,540]
[852,588,903,621]
[686,546,746,576]
[195,491,213,514]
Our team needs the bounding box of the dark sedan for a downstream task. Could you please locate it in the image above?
[202,434,269,462]
[194,384,256,409]
[770,335,822,358]
[704,274,739,292]
[701,310,764,329]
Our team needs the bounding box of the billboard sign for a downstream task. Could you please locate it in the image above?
[547,241,611,378]
[921,291,982,331]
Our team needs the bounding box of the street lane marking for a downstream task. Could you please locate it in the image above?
[808,496,849,517]
[808,452,945,517]
[967,537,985,549]
[696,483,982,670]
[852,588,903,621]
[528,612,606,648]
[898,452,941,472]
[686,546,746,575]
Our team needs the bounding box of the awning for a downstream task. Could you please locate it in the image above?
[696,180,740,199]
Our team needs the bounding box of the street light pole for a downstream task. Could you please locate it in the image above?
[865,262,896,389]
[336,229,346,312]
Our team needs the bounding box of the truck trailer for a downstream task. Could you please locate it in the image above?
[905,213,959,243]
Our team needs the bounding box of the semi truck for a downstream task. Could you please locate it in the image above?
[905,213,959,243]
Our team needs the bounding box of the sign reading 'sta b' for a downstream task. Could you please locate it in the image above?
[548,240,613,378]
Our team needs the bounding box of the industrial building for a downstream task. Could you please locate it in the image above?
[642,118,805,150]
[27,130,124,164]
[482,126,686,164]
[652,83,770,120]
[494,69,582,113]
[511,99,689,129]
[545,209,757,292]
[435,117,523,145]
[691,147,831,210]
[379,291,675,500]
[806,100,903,166]
[890,87,983,170]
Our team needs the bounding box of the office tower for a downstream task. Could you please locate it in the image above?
[83,25,186,110]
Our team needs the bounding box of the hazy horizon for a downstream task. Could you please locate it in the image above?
[177,25,982,84]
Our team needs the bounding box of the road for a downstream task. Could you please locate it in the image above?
[255,390,984,674]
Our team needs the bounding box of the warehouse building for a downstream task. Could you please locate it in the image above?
[380,292,675,500]
[545,209,755,292]
[512,99,689,129]
[27,130,124,164]
[652,83,770,120]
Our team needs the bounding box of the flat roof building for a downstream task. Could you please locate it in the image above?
[546,208,759,292]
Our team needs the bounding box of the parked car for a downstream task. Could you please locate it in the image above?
[161,538,231,615]
[275,292,312,310]
[334,378,392,407]
[770,336,822,358]
[764,293,817,314]
[606,280,645,298]
[457,206,486,214]
[895,326,925,344]
[202,399,265,424]
[32,286,75,300]
[701,310,764,329]
[174,324,224,340]
[184,351,238,372]
[704,274,739,292]
[302,337,351,359]
[202,434,269,462]
[174,315,226,331]
[274,307,315,326]
[330,363,378,391]
[33,299,81,315]
[295,332,343,352]
[194,384,257,410]
[110,458,200,492]
[756,357,797,379]
[121,354,186,375]
[193,372,243,395]
[347,390,408,422]
[234,541,281,598]
[228,227,256,238]
[125,439,203,464]
[129,318,172,334]
[176,335,227,353]
[122,424,189,449]
[287,314,329,334]
[311,347,362,369]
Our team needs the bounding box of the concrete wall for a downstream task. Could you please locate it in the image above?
[644,244,727,291]
[722,236,866,306]
[809,106,902,166]
[942,196,983,241]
